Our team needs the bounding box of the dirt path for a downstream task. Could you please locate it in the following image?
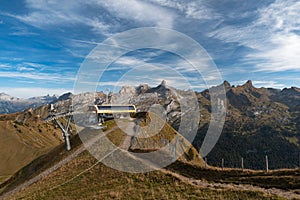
[117,120,135,150]
[160,169,300,200]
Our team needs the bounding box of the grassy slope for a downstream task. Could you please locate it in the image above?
[0,120,286,199]
[0,110,63,182]
[2,150,283,200]
[130,112,205,166]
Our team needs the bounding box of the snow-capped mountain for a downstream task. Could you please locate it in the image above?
[0,93,58,114]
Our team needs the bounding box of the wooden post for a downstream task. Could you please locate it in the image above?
[221,158,224,170]
[241,157,244,170]
[265,155,269,172]
[205,157,207,168]
[298,152,300,168]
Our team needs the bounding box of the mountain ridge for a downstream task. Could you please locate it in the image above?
[1,80,300,169]
[0,93,59,114]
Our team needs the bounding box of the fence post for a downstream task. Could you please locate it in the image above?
[221,158,224,170]
[265,155,269,172]
[241,157,244,170]
[298,152,300,168]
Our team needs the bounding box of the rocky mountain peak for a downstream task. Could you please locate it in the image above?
[160,80,167,87]
[119,86,137,95]
[223,80,231,88]
[0,92,17,101]
[56,92,73,102]
[291,87,300,93]
[243,80,253,89]
[136,84,150,94]
[145,80,170,95]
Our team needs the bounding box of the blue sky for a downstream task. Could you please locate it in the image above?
[0,0,299,98]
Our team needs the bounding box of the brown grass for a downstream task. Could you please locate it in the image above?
[0,111,63,183]
[3,150,283,200]
[0,116,295,199]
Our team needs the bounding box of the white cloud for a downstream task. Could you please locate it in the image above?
[247,0,300,72]
[0,63,12,69]
[10,26,39,36]
[98,0,175,28]
[0,71,74,82]
[68,39,100,46]
[4,0,110,34]
[209,0,300,72]
[114,57,145,66]
[252,81,286,88]
[17,65,35,71]
[148,0,220,20]
[5,0,175,34]
[233,80,286,88]
[99,76,195,90]
[248,33,300,71]
[256,0,300,33]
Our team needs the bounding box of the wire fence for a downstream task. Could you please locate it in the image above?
[204,152,300,170]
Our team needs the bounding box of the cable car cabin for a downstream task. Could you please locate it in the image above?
[88,104,136,122]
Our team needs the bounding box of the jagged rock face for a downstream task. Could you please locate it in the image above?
[111,81,183,121]
[119,86,136,95]
[111,86,137,104]
[136,84,150,94]
[48,80,300,135]
[271,87,300,110]
[56,92,72,102]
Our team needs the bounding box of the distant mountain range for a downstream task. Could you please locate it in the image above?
[0,93,58,114]
[1,80,300,169]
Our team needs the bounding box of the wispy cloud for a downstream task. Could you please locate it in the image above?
[148,0,220,20]
[3,0,110,34]
[10,26,39,36]
[98,0,175,28]
[0,62,75,82]
[251,81,286,88]
[16,65,35,71]
[248,0,300,72]
[4,0,176,35]
[209,0,300,72]
[0,71,74,82]
[233,80,286,89]
[1,0,299,93]
[0,63,12,69]
[248,33,300,72]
